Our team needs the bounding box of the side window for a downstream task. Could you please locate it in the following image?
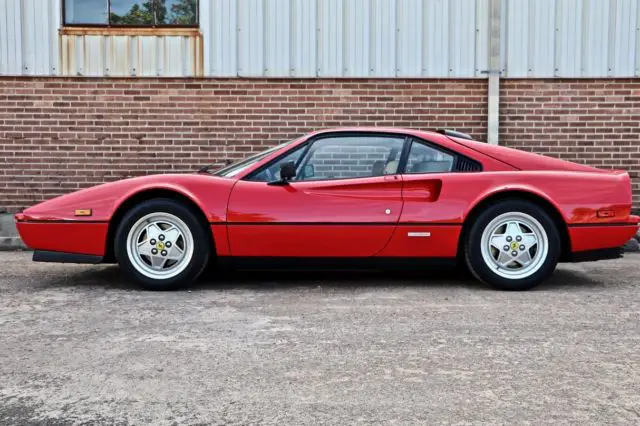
[297,136,405,181]
[405,141,454,174]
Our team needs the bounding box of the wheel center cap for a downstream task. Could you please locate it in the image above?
[511,242,519,250]
[157,242,165,250]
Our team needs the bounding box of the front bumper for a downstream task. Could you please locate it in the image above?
[15,217,108,257]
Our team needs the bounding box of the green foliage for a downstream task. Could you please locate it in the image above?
[169,0,197,25]
[109,0,196,26]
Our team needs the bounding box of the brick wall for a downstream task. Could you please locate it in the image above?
[0,78,487,212]
[0,77,638,212]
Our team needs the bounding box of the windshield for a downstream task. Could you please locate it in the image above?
[212,141,293,178]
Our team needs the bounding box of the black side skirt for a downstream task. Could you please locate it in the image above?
[566,247,624,263]
[33,250,103,264]
[217,256,457,270]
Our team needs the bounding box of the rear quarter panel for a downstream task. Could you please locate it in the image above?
[400,170,634,225]
[397,169,635,256]
[411,132,637,252]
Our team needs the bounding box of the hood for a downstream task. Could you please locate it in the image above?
[448,137,608,173]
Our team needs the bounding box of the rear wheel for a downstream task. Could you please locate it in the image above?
[464,199,561,291]
[114,198,211,290]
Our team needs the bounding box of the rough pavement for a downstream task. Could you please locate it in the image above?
[1,251,639,425]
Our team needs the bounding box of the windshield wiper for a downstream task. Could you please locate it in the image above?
[197,159,233,174]
[197,165,214,174]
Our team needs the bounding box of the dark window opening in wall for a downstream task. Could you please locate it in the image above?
[63,0,198,27]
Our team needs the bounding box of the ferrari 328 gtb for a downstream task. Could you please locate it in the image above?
[15,128,639,291]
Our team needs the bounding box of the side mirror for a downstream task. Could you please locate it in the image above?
[280,161,296,180]
[303,164,315,179]
[268,161,296,186]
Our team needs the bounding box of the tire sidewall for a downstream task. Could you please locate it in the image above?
[465,199,561,291]
[114,198,211,290]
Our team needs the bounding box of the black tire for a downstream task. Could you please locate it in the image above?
[114,198,211,290]
[464,199,561,291]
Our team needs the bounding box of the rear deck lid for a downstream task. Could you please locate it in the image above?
[446,136,608,173]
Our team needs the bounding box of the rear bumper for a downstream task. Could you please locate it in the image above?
[569,223,639,253]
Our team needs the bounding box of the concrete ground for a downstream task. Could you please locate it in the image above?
[0,252,639,425]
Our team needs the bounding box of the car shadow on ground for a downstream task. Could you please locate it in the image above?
[37,263,603,292]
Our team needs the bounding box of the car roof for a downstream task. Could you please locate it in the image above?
[309,127,439,138]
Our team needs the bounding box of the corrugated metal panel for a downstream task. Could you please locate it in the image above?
[474,0,489,76]
[0,0,58,75]
[237,0,265,76]
[318,0,344,76]
[1,0,639,78]
[396,0,422,77]
[503,0,639,77]
[371,0,395,77]
[105,36,129,77]
[290,0,316,77]
[556,0,583,77]
[344,0,370,77]
[0,0,23,75]
[612,0,638,76]
[423,0,450,76]
[264,0,290,76]
[60,32,202,77]
[201,0,236,76]
[202,0,490,78]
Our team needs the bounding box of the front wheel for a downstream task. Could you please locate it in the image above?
[464,199,561,291]
[114,198,211,290]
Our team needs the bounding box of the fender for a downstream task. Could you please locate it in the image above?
[465,183,566,222]
[112,182,212,221]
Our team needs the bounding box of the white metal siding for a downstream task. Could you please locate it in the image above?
[200,0,640,77]
[0,0,59,75]
[200,0,640,78]
[1,0,639,77]
[503,0,640,77]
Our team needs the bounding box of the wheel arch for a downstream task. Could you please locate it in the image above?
[104,188,214,262]
[457,189,571,262]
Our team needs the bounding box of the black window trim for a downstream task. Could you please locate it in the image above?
[403,136,483,174]
[62,0,200,28]
[243,131,483,184]
[244,131,410,183]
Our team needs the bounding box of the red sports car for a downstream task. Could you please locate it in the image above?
[15,128,639,291]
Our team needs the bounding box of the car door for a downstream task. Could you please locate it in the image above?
[377,138,462,258]
[226,134,407,257]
